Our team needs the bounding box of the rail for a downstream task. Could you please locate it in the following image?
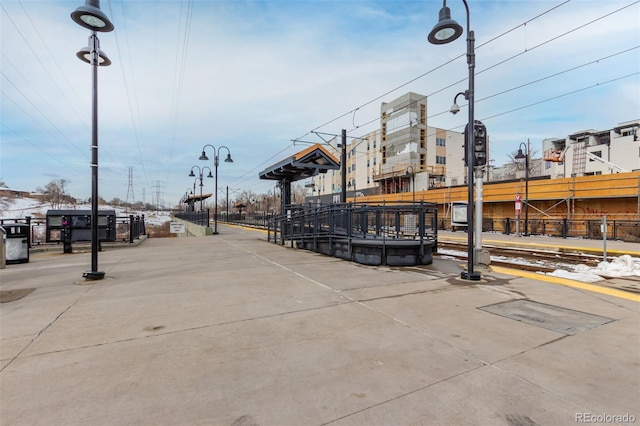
[174,210,210,227]
[0,215,146,247]
[267,202,438,252]
[438,217,640,243]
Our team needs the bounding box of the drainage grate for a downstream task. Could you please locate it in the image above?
[479,299,615,335]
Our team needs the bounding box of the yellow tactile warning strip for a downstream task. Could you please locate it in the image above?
[223,224,639,302]
[491,265,640,302]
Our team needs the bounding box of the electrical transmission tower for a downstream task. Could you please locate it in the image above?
[152,181,165,212]
[125,166,136,210]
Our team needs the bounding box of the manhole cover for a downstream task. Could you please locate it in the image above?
[0,288,35,303]
[479,299,615,335]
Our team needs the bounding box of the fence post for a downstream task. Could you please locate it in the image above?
[26,216,32,248]
[504,218,511,235]
[562,218,568,238]
[129,214,134,243]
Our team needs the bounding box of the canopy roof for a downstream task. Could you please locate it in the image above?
[259,144,340,182]
[183,193,212,203]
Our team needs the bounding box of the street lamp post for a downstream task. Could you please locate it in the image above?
[200,145,233,234]
[515,141,530,236]
[72,0,113,281]
[405,166,416,203]
[429,0,480,281]
[184,188,193,212]
[188,166,213,212]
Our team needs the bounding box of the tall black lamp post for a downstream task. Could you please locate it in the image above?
[72,0,113,281]
[515,142,530,236]
[188,166,213,212]
[429,0,480,281]
[200,145,233,234]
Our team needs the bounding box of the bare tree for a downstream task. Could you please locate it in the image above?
[0,180,11,210]
[36,179,76,209]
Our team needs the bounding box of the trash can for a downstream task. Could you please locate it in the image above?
[0,226,6,269]
[5,224,30,264]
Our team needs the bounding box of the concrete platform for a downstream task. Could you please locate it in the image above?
[1,225,638,425]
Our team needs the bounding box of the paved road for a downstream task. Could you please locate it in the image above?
[1,225,638,425]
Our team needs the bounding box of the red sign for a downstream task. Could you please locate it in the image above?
[515,201,522,212]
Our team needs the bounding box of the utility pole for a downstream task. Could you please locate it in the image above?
[341,129,347,204]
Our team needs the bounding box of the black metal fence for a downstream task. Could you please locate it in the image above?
[0,215,146,247]
[268,201,438,248]
[438,217,640,243]
[174,210,210,227]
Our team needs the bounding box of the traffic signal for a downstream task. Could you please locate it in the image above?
[464,120,488,167]
[473,120,487,166]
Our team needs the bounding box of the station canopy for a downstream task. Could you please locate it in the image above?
[183,193,212,204]
[259,144,340,182]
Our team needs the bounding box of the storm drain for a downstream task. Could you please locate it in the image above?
[479,299,615,335]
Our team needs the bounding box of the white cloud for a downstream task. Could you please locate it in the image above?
[1,0,638,203]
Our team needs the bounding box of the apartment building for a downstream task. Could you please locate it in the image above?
[309,92,465,199]
[542,120,640,178]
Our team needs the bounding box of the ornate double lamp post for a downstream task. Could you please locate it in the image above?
[428,0,481,281]
[188,166,213,212]
[71,0,113,281]
[199,145,233,234]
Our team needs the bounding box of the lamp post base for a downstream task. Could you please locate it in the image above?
[460,271,481,281]
[83,270,105,280]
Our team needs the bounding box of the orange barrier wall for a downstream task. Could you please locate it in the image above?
[357,172,640,221]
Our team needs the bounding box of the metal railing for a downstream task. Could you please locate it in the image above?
[1,215,147,247]
[174,210,210,227]
[268,201,438,250]
[438,217,640,242]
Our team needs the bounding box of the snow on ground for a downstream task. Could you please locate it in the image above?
[0,196,172,226]
[435,248,640,284]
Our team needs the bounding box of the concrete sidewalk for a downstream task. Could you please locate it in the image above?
[1,225,638,425]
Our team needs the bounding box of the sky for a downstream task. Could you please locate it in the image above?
[1,0,639,206]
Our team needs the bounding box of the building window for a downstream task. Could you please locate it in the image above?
[436,138,446,147]
[382,146,386,164]
[373,140,376,149]
[420,129,426,149]
[367,159,370,167]
[420,104,426,124]
[436,156,446,164]
[373,158,377,166]
[352,163,356,171]
[420,154,425,166]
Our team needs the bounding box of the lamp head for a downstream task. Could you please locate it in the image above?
[206,171,213,178]
[428,5,463,45]
[199,151,209,161]
[76,46,111,66]
[188,170,196,177]
[450,102,460,115]
[515,148,526,160]
[71,0,114,32]
[224,153,233,163]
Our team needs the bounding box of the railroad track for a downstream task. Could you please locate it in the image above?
[435,241,640,295]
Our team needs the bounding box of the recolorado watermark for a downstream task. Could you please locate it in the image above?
[576,413,637,424]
